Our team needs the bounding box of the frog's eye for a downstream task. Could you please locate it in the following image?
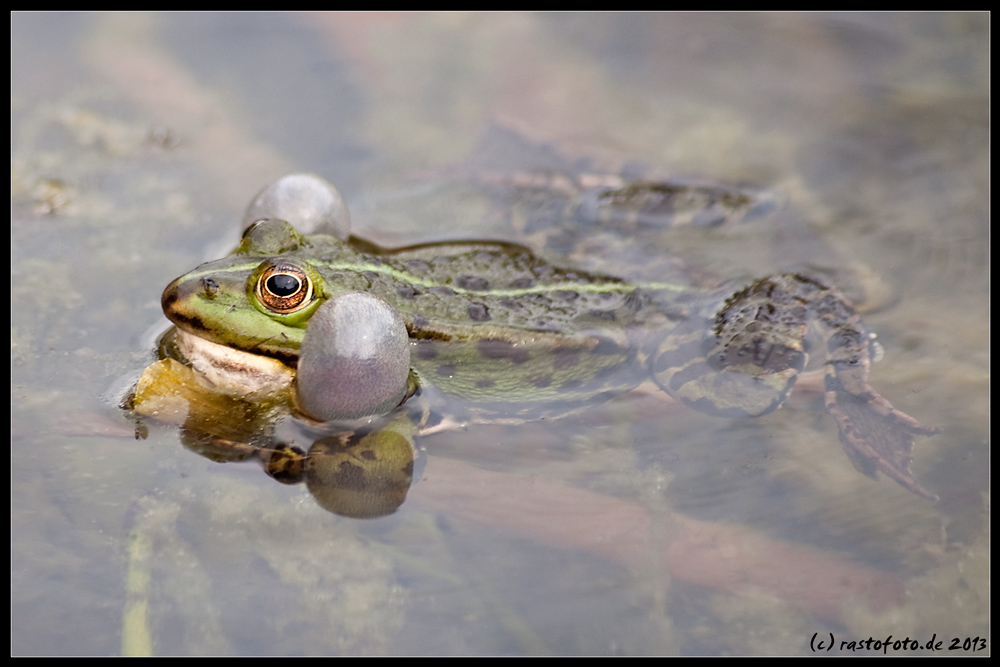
[255,263,313,313]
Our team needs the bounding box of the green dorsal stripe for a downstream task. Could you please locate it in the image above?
[182,259,687,296]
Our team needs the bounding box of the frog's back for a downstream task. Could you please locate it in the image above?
[324,239,659,412]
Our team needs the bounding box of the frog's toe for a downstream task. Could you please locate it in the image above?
[825,371,939,500]
[296,292,412,422]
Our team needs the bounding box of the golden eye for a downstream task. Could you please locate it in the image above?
[256,263,313,313]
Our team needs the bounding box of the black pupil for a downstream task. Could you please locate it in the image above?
[267,273,301,297]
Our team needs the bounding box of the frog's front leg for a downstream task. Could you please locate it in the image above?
[650,273,937,499]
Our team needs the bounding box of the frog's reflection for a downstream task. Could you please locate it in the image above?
[179,417,419,520]
[268,425,417,519]
[127,347,421,519]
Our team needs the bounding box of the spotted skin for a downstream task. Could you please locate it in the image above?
[157,164,938,499]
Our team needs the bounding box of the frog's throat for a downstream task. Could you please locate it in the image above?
[174,328,295,396]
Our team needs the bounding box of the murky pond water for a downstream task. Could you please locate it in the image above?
[12,13,988,655]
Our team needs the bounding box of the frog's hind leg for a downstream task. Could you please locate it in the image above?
[808,284,941,500]
[777,274,939,499]
[650,273,938,499]
[649,275,810,419]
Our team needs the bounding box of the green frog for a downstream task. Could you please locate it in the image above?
[136,171,938,505]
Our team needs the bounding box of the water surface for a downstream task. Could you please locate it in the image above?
[11,12,988,655]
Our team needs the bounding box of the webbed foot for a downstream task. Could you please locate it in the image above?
[825,363,940,500]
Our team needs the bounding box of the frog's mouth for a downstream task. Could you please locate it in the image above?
[162,275,303,368]
[172,328,296,396]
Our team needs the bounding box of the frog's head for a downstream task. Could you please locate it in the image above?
[161,218,413,421]
[161,219,325,365]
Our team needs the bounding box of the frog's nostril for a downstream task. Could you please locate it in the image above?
[200,276,219,297]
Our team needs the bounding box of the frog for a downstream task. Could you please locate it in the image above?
[134,168,938,509]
